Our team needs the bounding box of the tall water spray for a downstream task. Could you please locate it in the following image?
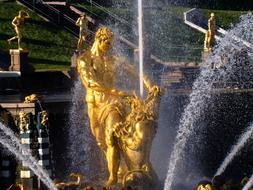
[0,123,57,190]
[215,123,253,176]
[164,13,253,190]
[138,0,144,97]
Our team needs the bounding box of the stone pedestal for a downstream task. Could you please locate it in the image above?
[9,49,29,73]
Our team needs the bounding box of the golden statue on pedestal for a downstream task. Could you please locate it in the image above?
[76,13,88,51]
[7,10,30,50]
[204,13,216,52]
[19,111,29,132]
[76,26,162,189]
[24,94,41,103]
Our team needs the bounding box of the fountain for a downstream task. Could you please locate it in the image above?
[215,122,253,177]
[0,123,57,190]
[2,1,253,190]
[164,13,253,190]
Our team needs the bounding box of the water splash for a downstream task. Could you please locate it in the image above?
[215,123,253,176]
[0,123,57,190]
[67,77,105,181]
[164,13,253,190]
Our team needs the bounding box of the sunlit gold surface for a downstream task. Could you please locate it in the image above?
[204,13,216,52]
[197,184,213,190]
[77,26,162,188]
[24,94,40,103]
[76,14,88,50]
[40,110,48,126]
[7,10,30,50]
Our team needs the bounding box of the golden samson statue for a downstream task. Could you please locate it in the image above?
[76,27,162,189]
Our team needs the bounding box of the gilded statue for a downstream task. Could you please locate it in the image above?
[24,94,41,103]
[76,13,88,50]
[204,13,216,52]
[39,110,48,126]
[197,181,213,190]
[19,111,29,132]
[7,10,30,50]
[76,26,162,189]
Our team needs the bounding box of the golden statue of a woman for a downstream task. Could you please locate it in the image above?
[7,10,30,50]
[76,27,162,189]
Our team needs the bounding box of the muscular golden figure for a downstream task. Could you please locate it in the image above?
[204,13,216,52]
[77,27,162,189]
[77,27,130,187]
[76,13,88,50]
[8,10,30,50]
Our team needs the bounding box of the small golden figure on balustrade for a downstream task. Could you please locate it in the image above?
[76,13,88,51]
[204,13,216,52]
[7,10,30,50]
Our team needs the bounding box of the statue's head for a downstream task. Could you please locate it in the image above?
[197,181,213,190]
[91,27,114,55]
[80,13,86,18]
[210,13,215,18]
[18,10,27,18]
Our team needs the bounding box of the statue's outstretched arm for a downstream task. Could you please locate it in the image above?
[24,11,30,19]
[12,17,18,27]
[76,17,81,26]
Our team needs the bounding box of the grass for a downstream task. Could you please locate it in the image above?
[0,1,248,69]
[77,3,250,62]
[0,1,76,71]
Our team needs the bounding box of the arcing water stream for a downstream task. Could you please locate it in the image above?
[215,123,253,176]
[164,13,253,190]
[0,123,57,190]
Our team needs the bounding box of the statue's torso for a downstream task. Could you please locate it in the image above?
[78,51,117,105]
[78,18,88,32]
[15,17,25,28]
